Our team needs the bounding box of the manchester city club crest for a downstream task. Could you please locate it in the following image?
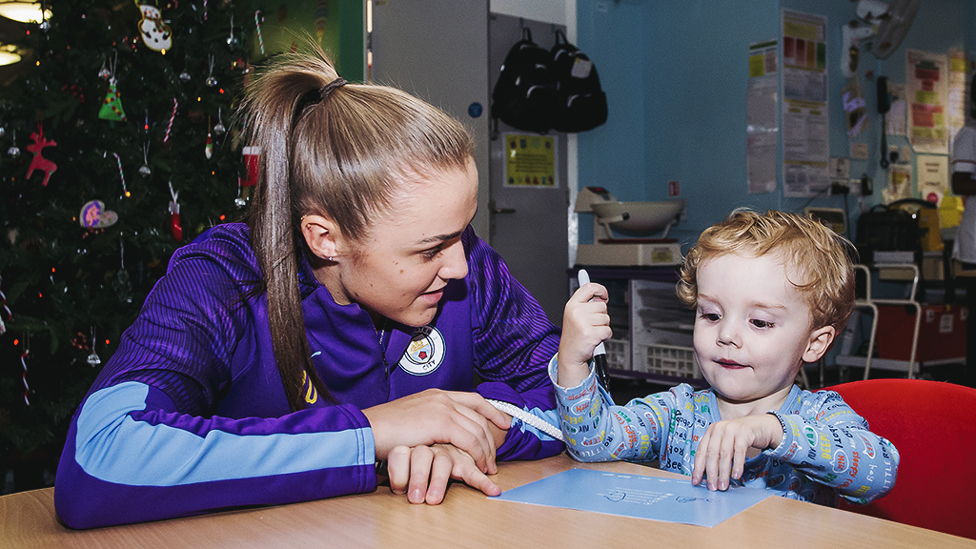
[398,325,446,376]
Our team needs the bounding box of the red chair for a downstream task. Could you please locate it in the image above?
[825,378,976,540]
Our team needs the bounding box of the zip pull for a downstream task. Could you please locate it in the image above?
[377,318,389,378]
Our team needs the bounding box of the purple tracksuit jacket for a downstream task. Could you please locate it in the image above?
[55,223,562,529]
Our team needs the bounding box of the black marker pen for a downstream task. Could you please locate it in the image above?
[577,269,610,392]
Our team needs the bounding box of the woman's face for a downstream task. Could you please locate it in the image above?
[332,158,478,327]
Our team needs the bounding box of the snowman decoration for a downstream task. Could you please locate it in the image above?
[137,2,173,53]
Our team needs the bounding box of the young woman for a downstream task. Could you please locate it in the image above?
[55,45,563,529]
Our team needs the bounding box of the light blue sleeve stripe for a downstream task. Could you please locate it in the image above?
[75,381,374,487]
[515,407,562,441]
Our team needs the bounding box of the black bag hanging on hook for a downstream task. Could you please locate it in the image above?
[549,29,607,133]
[491,28,558,134]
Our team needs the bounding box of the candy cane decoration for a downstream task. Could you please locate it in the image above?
[163,98,177,143]
[0,274,12,336]
[112,152,129,197]
[255,11,264,54]
[20,345,29,406]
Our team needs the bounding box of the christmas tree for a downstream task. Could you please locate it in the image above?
[0,0,256,491]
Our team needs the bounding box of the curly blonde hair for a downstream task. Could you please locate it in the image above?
[676,210,857,333]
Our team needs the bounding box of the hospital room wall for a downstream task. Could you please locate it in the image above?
[574,0,976,249]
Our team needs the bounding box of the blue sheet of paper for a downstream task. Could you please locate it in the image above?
[492,468,772,527]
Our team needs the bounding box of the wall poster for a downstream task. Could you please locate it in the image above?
[781,10,829,198]
[504,134,557,188]
[906,49,949,155]
[747,40,779,194]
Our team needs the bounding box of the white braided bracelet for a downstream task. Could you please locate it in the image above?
[485,399,564,442]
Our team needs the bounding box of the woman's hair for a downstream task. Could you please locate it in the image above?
[676,209,858,333]
[238,42,474,411]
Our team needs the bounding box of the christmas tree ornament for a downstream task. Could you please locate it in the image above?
[6,129,19,158]
[206,54,217,87]
[226,13,240,50]
[20,336,30,405]
[255,10,265,55]
[0,274,13,336]
[237,145,259,207]
[113,239,133,303]
[99,56,127,122]
[99,79,127,121]
[163,98,178,142]
[38,1,50,33]
[213,107,225,135]
[314,1,328,44]
[79,199,119,228]
[26,124,58,187]
[110,151,130,197]
[179,69,191,83]
[139,142,151,177]
[136,1,173,53]
[86,327,101,367]
[98,56,111,79]
[205,123,213,159]
[168,181,183,242]
[0,125,5,139]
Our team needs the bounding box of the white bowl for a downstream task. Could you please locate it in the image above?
[590,200,685,235]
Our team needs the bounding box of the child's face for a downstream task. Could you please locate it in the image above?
[693,252,829,409]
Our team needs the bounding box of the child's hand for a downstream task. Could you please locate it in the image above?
[691,414,784,490]
[386,443,501,504]
[557,281,611,387]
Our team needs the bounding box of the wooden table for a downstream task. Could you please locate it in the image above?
[2,454,974,548]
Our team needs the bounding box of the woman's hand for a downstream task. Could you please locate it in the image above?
[362,389,511,474]
[386,444,501,504]
[691,414,784,490]
[557,282,611,388]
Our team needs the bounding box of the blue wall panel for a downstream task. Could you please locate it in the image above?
[576,0,976,249]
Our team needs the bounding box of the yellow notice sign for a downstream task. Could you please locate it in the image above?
[505,134,556,187]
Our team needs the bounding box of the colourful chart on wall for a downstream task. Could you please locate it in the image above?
[747,39,778,194]
[505,134,556,188]
[781,10,830,198]
[907,49,949,155]
[948,47,972,143]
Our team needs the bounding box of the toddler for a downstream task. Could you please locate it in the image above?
[553,210,899,505]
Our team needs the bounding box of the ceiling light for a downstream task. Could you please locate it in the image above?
[0,2,51,24]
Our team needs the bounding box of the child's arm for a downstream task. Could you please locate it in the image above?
[550,356,682,463]
[552,281,680,464]
[556,281,612,387]
[766,391,900,504]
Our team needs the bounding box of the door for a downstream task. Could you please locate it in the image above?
[488,14,570,324]
[370,0,491,238]
[371,5,570,325]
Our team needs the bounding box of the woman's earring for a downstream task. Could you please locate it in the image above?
[328,256,334,262]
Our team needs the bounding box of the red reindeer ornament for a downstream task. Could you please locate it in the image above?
[26,127,57,187]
